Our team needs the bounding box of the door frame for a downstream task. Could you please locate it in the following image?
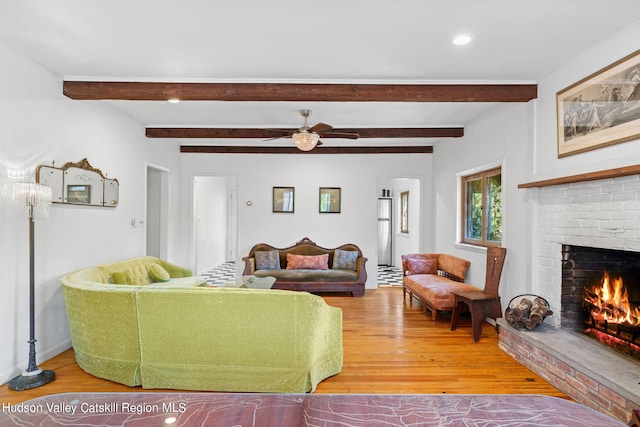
[146,163,170,259]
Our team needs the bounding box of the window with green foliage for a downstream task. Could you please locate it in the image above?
[461,167,502,246]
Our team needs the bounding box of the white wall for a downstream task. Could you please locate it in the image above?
[392,178,422,267]
[179,153,433,287]
[0,43,182,384]
[433,103,532,303]
[527,21,640,325]
[532,22,640,180]
[432,20,640,319]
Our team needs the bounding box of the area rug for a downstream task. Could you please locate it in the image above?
[0,393,625,426]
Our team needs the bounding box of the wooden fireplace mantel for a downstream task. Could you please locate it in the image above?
[518,164,640,188]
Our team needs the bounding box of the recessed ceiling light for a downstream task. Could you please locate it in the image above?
[167,98,180,104]
[452,34,472,46]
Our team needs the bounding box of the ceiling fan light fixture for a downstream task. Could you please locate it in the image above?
[292,130,319,151]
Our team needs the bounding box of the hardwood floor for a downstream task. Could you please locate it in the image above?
[0,287,566,404]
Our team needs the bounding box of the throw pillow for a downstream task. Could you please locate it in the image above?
[406,258,437,275]
[111,266,151,286]
[148,263,171,282]
[332,249,358,271]
[255,250,280,270]
[286,253,329,270]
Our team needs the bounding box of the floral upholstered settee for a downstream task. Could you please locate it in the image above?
[242,237,367,297]
[402,253,480,320]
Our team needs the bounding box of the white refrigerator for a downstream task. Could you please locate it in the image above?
[377,197,392,265]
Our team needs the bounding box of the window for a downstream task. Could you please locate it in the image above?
[461,167,502,246]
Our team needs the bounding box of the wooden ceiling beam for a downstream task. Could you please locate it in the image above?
[64,81,537,102]
[180,146,434,154]
[146,127,464,139]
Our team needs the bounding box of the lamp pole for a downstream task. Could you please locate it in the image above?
[9,184,55,391]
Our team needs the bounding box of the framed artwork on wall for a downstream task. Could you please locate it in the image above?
[557,49,640,157]
[319,187,341,213]
[273,187,294,213]
[66,184,91,204]
[400,191,409,233]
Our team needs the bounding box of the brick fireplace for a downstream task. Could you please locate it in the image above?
[498,173,640,423]
[561,244,640,360]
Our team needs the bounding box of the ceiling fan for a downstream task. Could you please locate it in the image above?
[270,110,359,151]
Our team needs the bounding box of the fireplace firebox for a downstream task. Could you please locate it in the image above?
[561,245,640,361]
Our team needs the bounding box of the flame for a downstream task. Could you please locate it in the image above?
[585,270,640,326]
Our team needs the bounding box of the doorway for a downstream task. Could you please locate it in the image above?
[376,177,422,268]
[146,165,169,259]
[193,176,237,274]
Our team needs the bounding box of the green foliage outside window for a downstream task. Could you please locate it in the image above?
[465,179,482,240]
[462,168,502,246]
[486,174,502,242]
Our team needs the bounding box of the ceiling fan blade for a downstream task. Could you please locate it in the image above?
[260,128,294,141]
[308,122,333,133]
[318,132,359,140]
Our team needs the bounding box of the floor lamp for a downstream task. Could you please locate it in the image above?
[9,182,56,391]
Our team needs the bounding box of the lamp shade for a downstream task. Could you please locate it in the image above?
[292,131,319,151]
[12,183,52,218]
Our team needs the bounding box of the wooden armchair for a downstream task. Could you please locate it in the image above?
[450,246,507,342]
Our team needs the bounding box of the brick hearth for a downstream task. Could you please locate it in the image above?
[498,318,639,423]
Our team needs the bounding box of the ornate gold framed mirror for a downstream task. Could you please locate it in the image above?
[36,158,119,207]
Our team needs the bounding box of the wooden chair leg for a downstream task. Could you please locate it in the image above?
[469,299,501,342]
[450,300,467,331]
[471,306,486,342]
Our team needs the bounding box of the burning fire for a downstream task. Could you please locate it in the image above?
[584,270,640,326]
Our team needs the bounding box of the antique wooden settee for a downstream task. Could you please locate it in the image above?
[242,237,367,297]
[402,253,480,320]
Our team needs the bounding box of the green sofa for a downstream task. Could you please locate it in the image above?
[60,256,343,393]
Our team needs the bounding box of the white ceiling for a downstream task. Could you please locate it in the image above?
[2,1,640,147]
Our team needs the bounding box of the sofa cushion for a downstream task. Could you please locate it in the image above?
[255,268,357,282]
[404,274,481,311]
[286,253,329,270]
[332,249,358,271]
[255,250,280,270]
[148,263,171,282]
[402,254,438,273]
[406,257,437,275]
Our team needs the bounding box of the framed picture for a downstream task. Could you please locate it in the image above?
[557,49,640,157]
[319,187,341,213]
[400,191,409,233]
[66,184,91,204]
[273,187,294,213]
